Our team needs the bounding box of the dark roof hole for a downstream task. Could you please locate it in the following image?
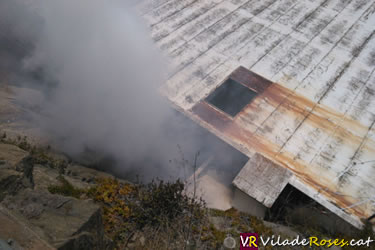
[205,78,257,117]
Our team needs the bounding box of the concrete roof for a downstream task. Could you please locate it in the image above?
[138,0,375,228]
[233,153,293,208]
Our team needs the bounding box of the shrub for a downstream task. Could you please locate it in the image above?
[86,178,134,239]
[86,177,207,248]
[132,179,191,229]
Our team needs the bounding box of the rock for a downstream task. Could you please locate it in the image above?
[6,238,23,250]
[9,86,44,112]
[0,144,35,201]
[0,142,116,249]
[57,232,96,250]
[0,167,24,201]
[0,239,13,250]
[32,164,61,191]
[0,86,46,147]
[0,143,29,168]
[16,155,34,189]
[1,189,111,249]
[33,163,110,191]
[65,164,114,184]
[56,232,113,250]
[0,205,54,250]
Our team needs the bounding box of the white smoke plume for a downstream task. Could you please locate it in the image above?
[0,0,248,184]
[0,0,192,179]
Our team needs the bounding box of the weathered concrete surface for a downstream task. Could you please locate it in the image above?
[144,0,375,228]
[233,153,293,208]
[232,188,266,218]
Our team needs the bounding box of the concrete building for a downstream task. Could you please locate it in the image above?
[137,0,375,229]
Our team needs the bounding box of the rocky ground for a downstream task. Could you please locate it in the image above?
[0,141,115,249]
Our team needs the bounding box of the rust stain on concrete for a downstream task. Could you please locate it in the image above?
[190,67,374,222]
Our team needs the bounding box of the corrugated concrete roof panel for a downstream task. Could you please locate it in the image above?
[139,0,375,228]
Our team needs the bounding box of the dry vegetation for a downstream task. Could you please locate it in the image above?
[42,173,278,249]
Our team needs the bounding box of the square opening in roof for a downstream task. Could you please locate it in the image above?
[205,78,258,117]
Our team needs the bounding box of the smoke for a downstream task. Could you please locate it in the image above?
[0,0,249,186]
[0,0,195,179]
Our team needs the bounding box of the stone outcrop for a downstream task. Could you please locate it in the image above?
[0,142,113,250]
[0,144,30,201]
